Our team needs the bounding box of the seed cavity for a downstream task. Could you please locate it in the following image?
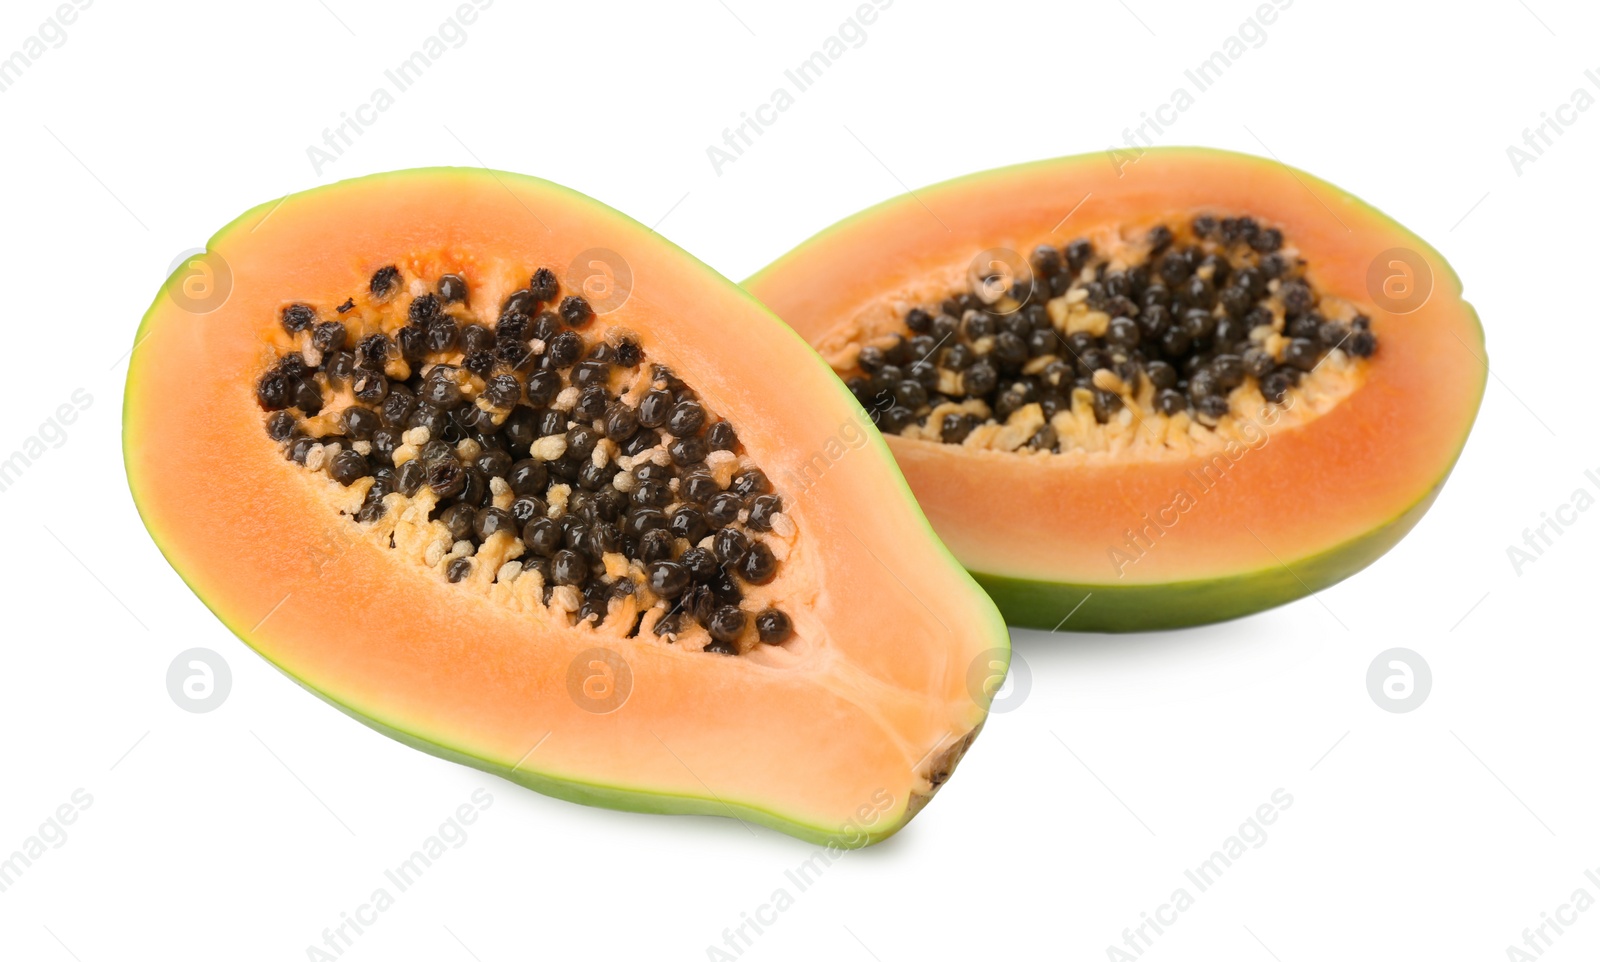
[837,213,1378,454]
[260,266,795,655]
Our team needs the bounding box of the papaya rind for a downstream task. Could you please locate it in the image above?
[974,476,1446,632]
[293,670,907,848]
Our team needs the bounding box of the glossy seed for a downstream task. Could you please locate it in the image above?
[646,560,690,597]
[425,316,459,353]
[679,471,717,504]
[705,491,743,527]
[559,295,593,327]
[730,469,769,498]
[340,407,378,441]
[311,321,347,354]
[620,429,658,457]
[1261,370,1292,403]
[529,267,559,303]
[395,460,425,497]
[256,371,290,410]
[330,450,369,485]
[1197,395,1231,420]
[291,379,324,416]
[505,408,540,451]
[458,466,488,507]
[482,375,519,409]
[1065,238,1093,271]
[519,517,558,556]
[370,266,401,299]
[668,435,708,466]
[707,606,746,644]
[1283,338,1320,371]
[604,404,638,441]
[1318,321,1349,349]
[746,494,782,531]
[637,527,676,564]
[281,304,315,334]
[963,361,998,396]
[941,413,975,444]
[409,293,441,324]
[666,399,706,437]
[738,541,777,584]
[459,323,495,355]
[420,372,462,408]
[637,389,672,428]
[551,549,588,587]
[1156,388,1187,416]
[1211,354,1245,390]
[571,361,609,389]
[633,479,672,508]
[437,273,468,303]
[266,410,296,440]
[353,370,388,403]
[397,325,427,363]
[706,420,737,451]
[1348,329,1378,358]
[427,458,466,499]
[755,609,792,645]
[713,527,748,564]
[1250,228,1282,253]
[474,506,515,541]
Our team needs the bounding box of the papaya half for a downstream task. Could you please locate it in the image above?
[123,168,1008,845]
[745,148,1486,632]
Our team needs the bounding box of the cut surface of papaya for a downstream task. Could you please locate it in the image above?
[125,168,1008,844]
[745,148,1485,631]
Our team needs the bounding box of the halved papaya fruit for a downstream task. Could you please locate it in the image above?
[124,168,1008,845]
[745,148,1486,631]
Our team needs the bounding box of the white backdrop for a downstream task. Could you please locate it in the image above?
[2,1,1596,959]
